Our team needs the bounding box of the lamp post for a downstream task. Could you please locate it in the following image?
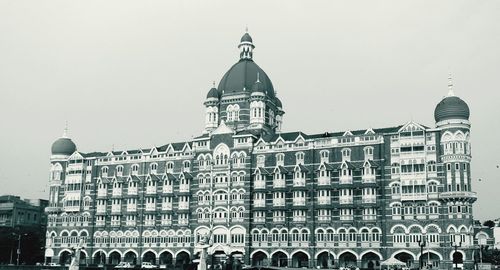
[11,232,28,266]
[417,236,426,270]
[451,240,463,270]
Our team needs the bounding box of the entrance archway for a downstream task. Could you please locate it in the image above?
[271,251,288,267]
[79,252,87,265]
[452,252,463,269]
[421,252,441,269]
[143,251,157,265]
[394,252,414,268]
[292,251,309,268]
[109,251,121,265]
[316,252,334,269]
[176,251,190,270]
[159,251,173,267]
[59,251,72,265]
[252,251,268,266]
[124,251,137,265]
[93,251,106,265]
[361,252,381,270]
[338,252,357,268]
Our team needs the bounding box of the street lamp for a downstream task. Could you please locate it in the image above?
[451,240,463,270]
[11,232,28,266]
[417,236,426,270]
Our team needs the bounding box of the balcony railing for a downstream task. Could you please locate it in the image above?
[318,197,331,205]
[162,204,172,211]
[339,197,353,204]
[273,180,286,188]
[254,180,266,189]
[293,198,306,206]
[318,177,331,186]
[254,200,265,207]
[179,185,190,193]
[362,196,376,204]
[162,186,173,193]
[362,174,376,183]
[128,187,138,195]
[293,179,305,187]
[273,199,285,207]
[339,176,353,184]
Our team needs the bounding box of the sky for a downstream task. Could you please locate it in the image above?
[0,0,499,221]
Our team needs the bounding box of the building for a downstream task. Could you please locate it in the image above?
[0,195,48,228]
[0,195,48,264]
[44,32,477,269]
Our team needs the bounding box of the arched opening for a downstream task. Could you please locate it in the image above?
[124,251,137,265]
[394,252,413,268]
[93,251,106,265]
[79,252,87,265]
[143,251,157,265]
[175,251,190,270]
[421,252,440,269]
[292,252,309,268]
[252,251,268,266]
[452,252,463,269]
[59,251,72,265]
[338,252,357,268]
[361,252,381,270]
[211,251,227,268]
[159,251,173,267]
[109,251,121,265]
[316,252,333,269]
[271,251,288,267]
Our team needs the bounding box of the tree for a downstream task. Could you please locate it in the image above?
[483,220,495,228]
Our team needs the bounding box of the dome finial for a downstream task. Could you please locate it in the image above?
[245,25,248,33]
[63,121,69,138]
[447,72,455,97]
[212,80,215,87]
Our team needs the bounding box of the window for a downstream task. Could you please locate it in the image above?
[131,164,139,175]
[320,151,329,162]
[364,147,374,158]
[150,163,158,173]
[391,163,400,174]
[296,152,305,164]
[446,163,452,171]
[391,183,400,195]
[341,148,351,160]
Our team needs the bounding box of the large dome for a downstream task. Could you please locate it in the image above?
[217,59,275,98]
[434,95,470,122]
[51,137,76,156]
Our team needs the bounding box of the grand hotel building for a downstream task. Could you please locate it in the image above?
[44,32,477,269]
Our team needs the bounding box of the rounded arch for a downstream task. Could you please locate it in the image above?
[338,250,359,260]
[390,224,408,234]
[174,249,191,258]
[450,250,466,261]
[408,224,424,233]
[391,250,416,260]
[360,250,383,260]
[58,249,72,257]
[424,224,442,234]
[291,249,311,259]
[417,250,443,260]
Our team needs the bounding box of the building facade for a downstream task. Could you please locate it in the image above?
[0,195,48,228]
[44,32,477,269]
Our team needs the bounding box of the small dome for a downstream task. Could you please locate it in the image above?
[275,97,283,109]
[240,33,252,43]
[206,87,220,99]
[51,137,76,156]
[251,80,265,94]
[434,95,470,122]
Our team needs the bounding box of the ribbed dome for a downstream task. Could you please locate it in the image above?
[251,80,265,94]
[218,59,275,98]
[51,137,76,156]
[241,33,252,43]
[434,96,470,122]
[206,87,220,99]
[276,97,283,109]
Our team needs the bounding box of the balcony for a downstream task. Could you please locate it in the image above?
[293,179,305,187]
[339,197,353,205]
[96,206,106,213]
[112,189,122,197]
[254,217,265,223]
[363,215,377,221]
[293,216,306,222]
[213,218,226,224]
[362,196,376,204]
[401,193,427,201]
[339,175,353,184]
[145,204,156,211]
[97,189,107,197]
[162,203,172,211]
[254,180,266,189]
[254,200,266,207]
[161,220,172,226]
[273,216,285,223]
[439,191,477,202]
[144,220,155,226]
[126,220,136,226]
[273,199,286,207]
[179,202,189,210]
[273,180,286,188]
[318,215,330,222]
[362,174,376,183]
[293,198,306,206]
[340,215,353,221]
[214,182,228,188]
[162,186,173,193]
[127,205,137,212]
[146,186,156,195]
[179,185,190,193]
[318,197,331,205]
[111,205,121,213]
[318,177,331,186]
[128,187,138,195]
[45,206,62,214]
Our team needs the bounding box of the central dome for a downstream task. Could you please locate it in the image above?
[218,59,275,98]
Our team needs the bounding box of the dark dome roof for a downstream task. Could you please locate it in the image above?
[240,33,252,43]
[206,87,220,99]
[51,137,76,156]
[276,97,283,108]
[434,96,470,122]
[218,59,275,98]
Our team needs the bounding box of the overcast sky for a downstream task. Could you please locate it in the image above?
[0,0,499,221]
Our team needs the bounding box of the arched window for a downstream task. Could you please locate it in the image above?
[131,164,139,175]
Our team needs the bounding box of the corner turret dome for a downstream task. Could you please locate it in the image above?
[240,32,253,43]
[206,87,220,99]
[434,76,470,123]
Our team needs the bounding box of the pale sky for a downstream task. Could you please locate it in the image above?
[0,0,499,221]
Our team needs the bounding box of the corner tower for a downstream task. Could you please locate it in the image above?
[434,75,476,222]
[204,31,284,135]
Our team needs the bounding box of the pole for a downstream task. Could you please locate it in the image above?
[16,234,21,266]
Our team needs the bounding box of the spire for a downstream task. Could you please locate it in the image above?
[256,72,260,83]
[62,121,68,138]
[212,81,216,87]
[447,73,455,96]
